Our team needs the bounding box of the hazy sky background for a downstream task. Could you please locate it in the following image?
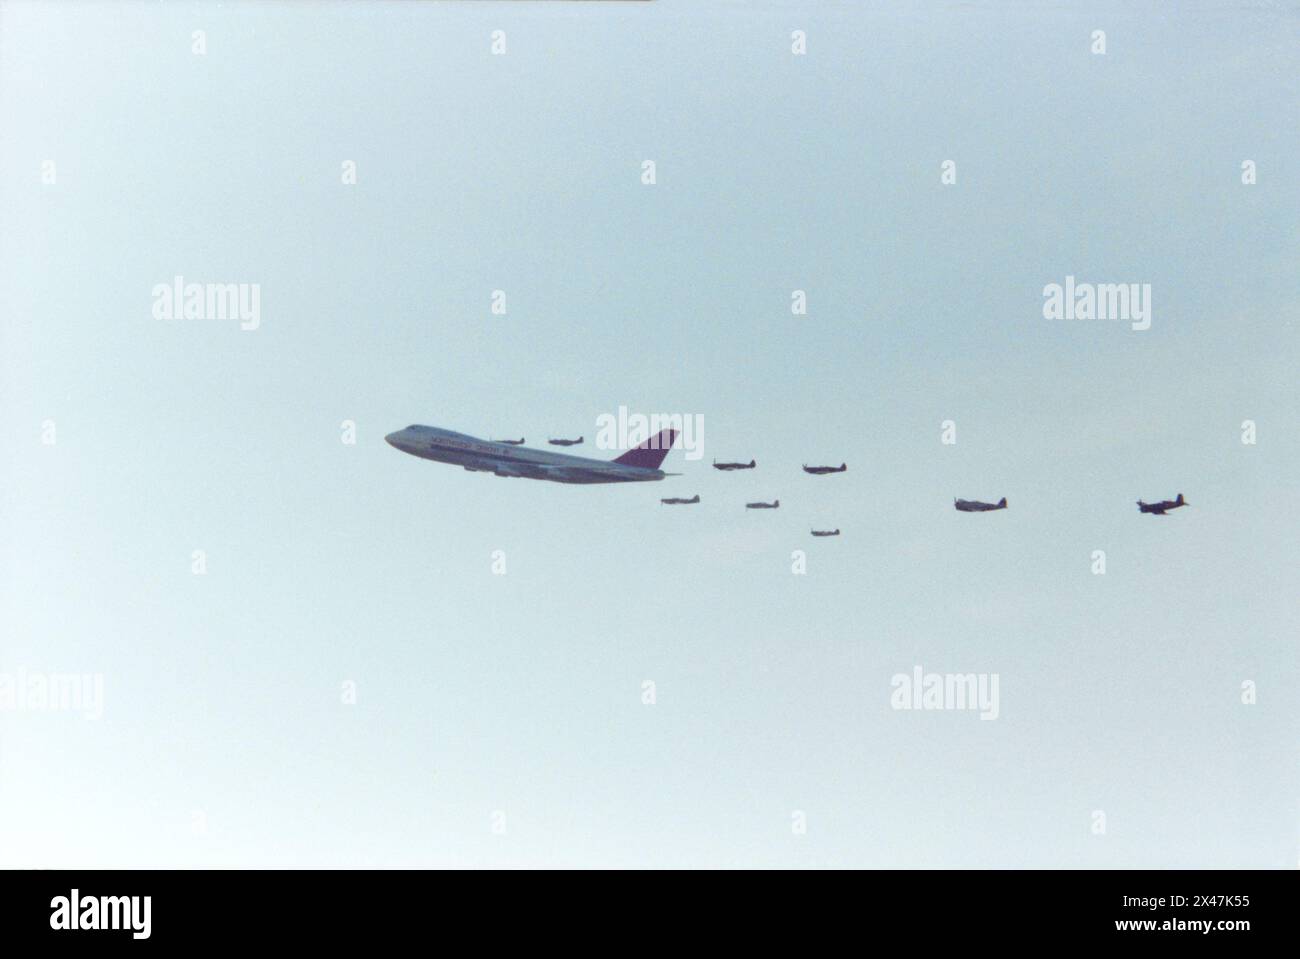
[1,0,1296,867]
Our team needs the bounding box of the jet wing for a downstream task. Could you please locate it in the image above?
[493,462,547,480]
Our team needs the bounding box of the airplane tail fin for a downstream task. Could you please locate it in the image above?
[612,429,678,470]
[1175,493,1185,505]
[998,497,1007,508]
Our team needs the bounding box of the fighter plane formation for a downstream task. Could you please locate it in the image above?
[387,424,1190,530]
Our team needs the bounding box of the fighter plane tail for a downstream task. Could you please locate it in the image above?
[998,497,1007,508]
[1175,493,1185,506]
[611,429,679,470]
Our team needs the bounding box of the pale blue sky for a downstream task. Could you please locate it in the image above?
[1,0,1296,867]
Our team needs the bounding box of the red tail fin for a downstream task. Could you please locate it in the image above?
[612,429,678,470]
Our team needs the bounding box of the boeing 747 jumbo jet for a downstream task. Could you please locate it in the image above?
[386,425,679,485]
